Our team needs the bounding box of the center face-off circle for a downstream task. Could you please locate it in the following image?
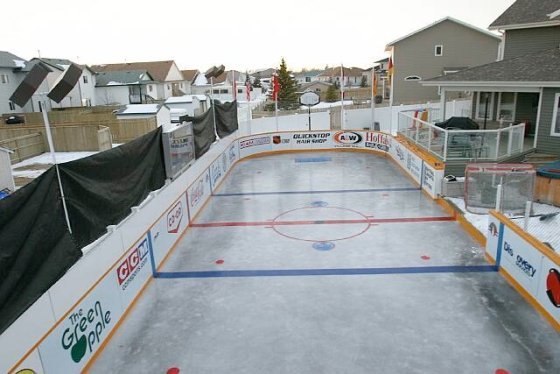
[272,206,371,242]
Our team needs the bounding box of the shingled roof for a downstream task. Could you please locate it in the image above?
[181,69,199,82]
[489,0,560,29]
[95,70,154,87]
[0,51,28,69]
[423,47,560,85]
[92,61,178,82]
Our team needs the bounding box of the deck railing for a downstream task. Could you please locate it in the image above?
[397,111,525,162]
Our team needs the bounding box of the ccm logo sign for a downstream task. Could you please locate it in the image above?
[334,131,362,144]
[117,239,149,285]
[167,201,183,234]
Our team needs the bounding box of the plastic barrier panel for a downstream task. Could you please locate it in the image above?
[150,193,189,268]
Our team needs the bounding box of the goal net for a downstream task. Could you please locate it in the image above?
[465,163,535,215]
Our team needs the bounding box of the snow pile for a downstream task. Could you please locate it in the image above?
[446,197,560,251]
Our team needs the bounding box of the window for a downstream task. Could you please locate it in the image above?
[148,85,153,92]
[83,75,88,84]
[0,74,8,84]
[552,93,560,136]
[476,92,494,120]
[404,75,422,81]
[305,77,311,82]
[435,45,443,56]
[497,92,517,122]
[237,88,242,94]
[167,84,171,90]
[213,89,220,94]
[9,101,16,110]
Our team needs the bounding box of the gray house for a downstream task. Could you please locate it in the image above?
[385,17,501,105]
[0,51,33,115]
[422,0,560,156]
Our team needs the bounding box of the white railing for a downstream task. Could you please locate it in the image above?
[397,111,526,162]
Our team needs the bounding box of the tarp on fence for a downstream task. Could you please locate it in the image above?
[181,101,238,158]
[59,127,166,248]
[215,100,239,138]
[181,108,216,159]
[0,168,81,335]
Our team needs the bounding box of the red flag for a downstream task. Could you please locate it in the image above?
[246,78,251,101]
[272,74,280,101]
[232,72,237,101]
[387,57,394,78]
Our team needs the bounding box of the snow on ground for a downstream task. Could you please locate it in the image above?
[447,197,560,252]
[12,151,98,169]
[302,100,354,110]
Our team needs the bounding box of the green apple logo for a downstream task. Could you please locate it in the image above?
[71,335,87,363]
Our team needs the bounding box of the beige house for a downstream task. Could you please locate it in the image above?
[92,61,186,100]
[385,17,501,105]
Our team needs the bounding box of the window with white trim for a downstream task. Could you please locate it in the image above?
[435,45,443,56]
[498,92,517,122]
[404,75,422,81]
[0,74,8,84]
[83,75,88,84]
[9,101,16,110]
[552,93,560,136]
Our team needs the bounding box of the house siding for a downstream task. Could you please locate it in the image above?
[503,26,560,60]
[0,68,32,114]
[537,88,560,155]
[392,20,500,105]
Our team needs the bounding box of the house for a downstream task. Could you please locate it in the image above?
[191,70,254,102]
[164,95,209,122]
[385,17,501,105]
[0,51,33,114]
[92,61,186,100]
[422,0,560,156]
[95,70,155,106]
[294,69,323,84]
[299,81,333,97]
[180,69,201,94]
[316,66,365,87]
[25,58,97,111]
[115,104,171,129]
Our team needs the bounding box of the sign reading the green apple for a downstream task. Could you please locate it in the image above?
[62,300,111,363]
[39,271,123,372]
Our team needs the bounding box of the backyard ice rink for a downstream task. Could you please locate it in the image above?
[90,151,560,373]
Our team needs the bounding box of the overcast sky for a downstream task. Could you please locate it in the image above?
[4,0,515,72]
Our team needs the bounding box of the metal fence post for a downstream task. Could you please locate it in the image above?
[443,130,449,161]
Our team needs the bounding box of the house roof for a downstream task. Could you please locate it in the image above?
[423,47,560,86]
[210,70,243,84]
[95,70,154,87]
[116,104,162,116]
[165,95,194,104]
[374,57,389,64]
[318,66,365,78]
[385,17,501,50]
[0,51,28,69]
[489,0,560,29]
[295,70,323,77]
[300,81,333,91]
[92,61,177,82]
[181,69,199,82]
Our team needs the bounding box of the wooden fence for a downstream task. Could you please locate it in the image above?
[0,133,44,163]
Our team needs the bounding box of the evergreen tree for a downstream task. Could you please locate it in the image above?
[277,58,299,110]
[253,72,262,88]
[360,75,367,87]
[325,84,338,102]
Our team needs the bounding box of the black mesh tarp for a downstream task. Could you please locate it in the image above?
[58,127,166,248]
[181,108,216,159]
[215,100,239,138]
[0,168,81,335]
[180,100,238,158]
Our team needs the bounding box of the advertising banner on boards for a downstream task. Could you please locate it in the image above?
[187,169,211,219]
[150,194,189,268]
[38,272,122,373]
[238,135,273,158]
